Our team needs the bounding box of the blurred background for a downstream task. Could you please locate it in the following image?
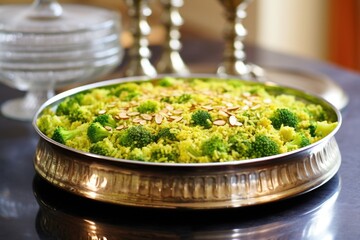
[1,0,359,73]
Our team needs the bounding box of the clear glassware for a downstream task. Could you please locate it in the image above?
[0,0,123,121]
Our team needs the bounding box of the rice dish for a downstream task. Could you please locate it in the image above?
[36,77,338,163]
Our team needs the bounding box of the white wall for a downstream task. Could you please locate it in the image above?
[181,0,329,61]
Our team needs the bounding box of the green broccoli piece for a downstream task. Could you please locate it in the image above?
[201,136,228,159]
[119,126,154,148]
[270,108,298,130]
[151,149,179,162]
[250,135,279,158]
[89,138,116,157]
[176,94,192,103]
[52,126,83,144]
[93,114,117,128]
[128,148,146,161]
[55,94,84,116]
[111,83,139,101]
[158,77,176,87]
[87,122,111,143]
[311,121,338,137]
[68,106,93,123]
[191,110,212,129]
[137,100,158,114]
[228,134,251,157]
[286,133,311,151]
[37,113,67,137]
[155,128,178,142]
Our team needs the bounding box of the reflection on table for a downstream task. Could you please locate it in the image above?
[33,173,340,240]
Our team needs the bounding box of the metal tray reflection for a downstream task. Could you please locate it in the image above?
[33,174,341,240]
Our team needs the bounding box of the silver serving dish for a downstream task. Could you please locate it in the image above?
[32,75,342,209]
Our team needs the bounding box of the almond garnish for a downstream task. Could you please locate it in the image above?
[98,109,106,115]
[141,113,152,121]
[213,119,226,126]
[155,114,163,124]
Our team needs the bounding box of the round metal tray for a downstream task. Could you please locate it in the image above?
[32,75,342,209]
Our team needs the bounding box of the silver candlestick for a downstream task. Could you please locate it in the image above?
[123,0,157,77]
[217,0,265,81]
[156,0,189,74]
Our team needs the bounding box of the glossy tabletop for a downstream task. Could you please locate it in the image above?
[0,37,359,239]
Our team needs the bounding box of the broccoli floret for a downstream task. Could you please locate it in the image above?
[52,126,83,144]
[119,126,154,148]
[137,100,158,114]
[311,121,338,137]
[201,136,228,159]
[176,94,192,103]
[270,108,298,129]
[191,110,212,129]
[55,94,84,116]
[250,135,279,158]
[93,114,117,128]
[89,138,116,157]
[111,83,139,101]
[155,128,178,142]
[286,133,311,151]
[158,77,176,87]
[128,148,145,161]
[87,122,111,143]
[68,106,93,123]
[37,113,67,137]
[151,149,179,162]
[228,134,251,157]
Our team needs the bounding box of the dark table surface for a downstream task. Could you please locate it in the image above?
[0,37,359,239]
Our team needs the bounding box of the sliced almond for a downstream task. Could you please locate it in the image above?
[229,115,243,126]
[141,113,152,121]
[128,111,140,116]
[170,116,183,122]
[116,125,126,130]
[165,104,174,111]
[132,117,142,123]
[172,109,183,115]
[104,126,112,131]
[213,119,226,126]
[218,110,229,117]
[118,112,129,119]
[139,120,147,125]
[155,114,163,124]
[227,106,240,111]
[202,105,213,111]
[98,109,106,115]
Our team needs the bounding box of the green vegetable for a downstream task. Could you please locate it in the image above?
[159,77,176,87]
[93,114,117,128]
[250,135,279,158]
[68,106,93,123]
[270,108,298,129]
[176,94,191,103]
[286,133,311,151]
[89,138,116,156]
[151,149,179,162]
[311,121,338,137]
[55,94,84,116]
[52,126,83,144]
[191,110,212,129]
[87,122,111,143]
[137,100,158,114]
[119,126,154,148]
[201,136,228,159]
[229,134,251,157]
[155,128,178,142]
